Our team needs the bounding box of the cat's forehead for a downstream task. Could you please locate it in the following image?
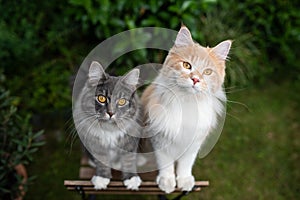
[171,44,213,65]
[95,76,133,96]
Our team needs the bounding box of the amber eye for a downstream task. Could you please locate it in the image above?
[183,62,192,70]
[118,98,127,106]
[203,69,213,75]
[97,95,106,103]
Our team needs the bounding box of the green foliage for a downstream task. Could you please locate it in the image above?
[0,0,217,113]
[0,0,85,113]
[196,11,260,86]
[0,71,45,199]
[69,0,214,37]
[1,0,299,114]
[217,0,300,83]
[69,0,217,73]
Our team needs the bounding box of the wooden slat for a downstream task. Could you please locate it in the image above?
[66,187,198,193]
[64,180,209,187]
[65,153,209,195]
[64,180,208,194]
[79,167,94,179]
[80,155,89,165]
[82,190,185,195]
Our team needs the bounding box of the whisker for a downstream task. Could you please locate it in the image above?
[224,86,247,94]
[64,115,80,154]
[80,118,100,147]
[226,112,243,122]
[227,99,250,111]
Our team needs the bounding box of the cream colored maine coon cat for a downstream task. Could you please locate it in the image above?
[141,26,231,193]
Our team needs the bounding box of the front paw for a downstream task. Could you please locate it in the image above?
[157,175,176,193]
[123,176,142,190]
[177,176,195,191]
[91,176,110,190]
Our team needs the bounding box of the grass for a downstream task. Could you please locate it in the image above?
[194,82,299,200]
[25,82,299,200]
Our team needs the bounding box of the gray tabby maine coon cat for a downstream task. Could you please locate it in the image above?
[73,61,142,190]
[142,26,231,193]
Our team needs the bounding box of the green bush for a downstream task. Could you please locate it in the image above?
[217,0,300,83]
[0,0,216,113]
[0,71,44,199]
[69,0,217,73]
[0,0,85,113]
[1,0,299,114]
[69,0,213,38]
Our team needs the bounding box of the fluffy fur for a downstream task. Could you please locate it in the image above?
[141,26,231,193]
[73,61,142,190]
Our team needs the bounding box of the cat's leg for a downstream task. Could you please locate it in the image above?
[121,152,142,190]
[156,151,176,193]
[121,137,142,190]
[91,154,112,190]
[176,150,198,191]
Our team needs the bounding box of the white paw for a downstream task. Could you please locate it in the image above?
[157,175,176,193]
[177,176,195,191]
[123,176,142,190]
[91,176,110,190]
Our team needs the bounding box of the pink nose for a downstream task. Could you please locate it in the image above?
[192,77,200,85]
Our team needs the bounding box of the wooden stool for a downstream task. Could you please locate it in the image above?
[64,154,209,199]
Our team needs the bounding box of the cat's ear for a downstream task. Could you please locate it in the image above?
[88,61,107,86]
[122,69,140,87]
[174,26,194,47]
[212,40,232,60]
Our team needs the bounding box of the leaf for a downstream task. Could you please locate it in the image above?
[181,1,194,11]
[32,130,44,139]
[31,141,46,147]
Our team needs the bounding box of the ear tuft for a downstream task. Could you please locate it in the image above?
[88,61,107,86]
[174,26,194,47]
[212,40,232,60]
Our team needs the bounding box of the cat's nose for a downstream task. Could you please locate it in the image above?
[107,112,114,118]
[191,77,200,85]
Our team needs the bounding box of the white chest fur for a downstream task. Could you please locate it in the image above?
[73,101,125,148]
[147,86,223,148]
[89,123,125,147]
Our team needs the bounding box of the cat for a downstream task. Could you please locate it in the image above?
[141,26,231,193]
[73,61,142,190]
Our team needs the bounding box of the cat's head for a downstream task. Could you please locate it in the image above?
[163,26,231,94]
[87,61,140,126]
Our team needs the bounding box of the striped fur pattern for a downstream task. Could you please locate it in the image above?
[73,61,142,190]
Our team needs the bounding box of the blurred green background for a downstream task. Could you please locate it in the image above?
[0,0,299,199]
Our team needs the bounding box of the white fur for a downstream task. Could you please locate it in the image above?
[146,75,226,192]
[156,174,176,194]
[148,77,224,147]
[177,176,195,191]
[123,176,142,190]
[91,176,110,190]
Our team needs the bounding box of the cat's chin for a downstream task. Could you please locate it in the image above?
[181,85,201,94]
[98,118,116,125]
[176,83,202,94]
[191,86,201,93]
